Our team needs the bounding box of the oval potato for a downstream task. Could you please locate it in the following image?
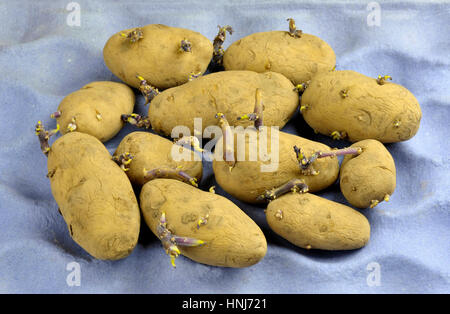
[103,24,213,89]
[301,70,422,143]
[213,128,339,203]
[340,139,396,208]
[266,193,370,250]
[47,132,140,260]
[140,179,267,267]
[114,131,202,186]
[149,71,299,136]
[223,31,336,85]
[56,81,135,142]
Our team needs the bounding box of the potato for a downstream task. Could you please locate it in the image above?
[223,31,336,86]
[55,81,135,142]
[148,71,299,136]
[266,192,370,250]
[113,131,202,186]
[140,179,267,267]
[340,139,396,208]
[213,128,339,204]
[301,70,422,143]
[103,24,213,89]
[47,132,140,260]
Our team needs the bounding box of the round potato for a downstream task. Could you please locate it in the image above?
[103,24,213,89]
[47,132,140,260]
[340,139,396,208]
[266,192,370,250]
[213,128,339,203]
[140,179,267,268]
[113,131,202,186]
[223,31,336,85]
[301,70,422,143]
[148,71,299,136]
[55,81,135,142]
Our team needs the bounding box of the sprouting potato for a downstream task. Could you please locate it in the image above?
[259,179,370,251]
[35,127,140,260]
[146,70,299,137]
[113,131,202,186]
[53,81,135,142]
[340,139,396,208]
[301,70,422,143]
[140,178,267,268]
[266,191,371,250]
[213,127,340,203]
[103,24,213,89]
[223,18,336,86]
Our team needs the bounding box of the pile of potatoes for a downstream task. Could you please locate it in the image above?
[35,19,421,268]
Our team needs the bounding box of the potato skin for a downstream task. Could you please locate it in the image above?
[103,24,213,89]
[223,31,336,85]
[340,139,396,208]
[301,70,422,143]
[213,128,339,203]
[148,71,299,136]
[56,81,135,142]
[140,179,267,267]
[47,132,140,260]
[266,193,370,250]
[114,131,202,186]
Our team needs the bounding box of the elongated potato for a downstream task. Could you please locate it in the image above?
[113,131,202,186]
[103,24,213,89]
[340,139,396,208]
[266,192,370,250]
[140,179,267,267]
[213,128,339,203]
[301,70,422,143]
[223,31,336,85]
[55,81,135,142]
[148,71,299,136]
[47,132,140,260]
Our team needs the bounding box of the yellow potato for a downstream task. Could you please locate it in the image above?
[47,132,140,260]
[213,128,339,203]
[140,179,267,267]
[103,24,213,89]
[301,70,422,143]
[148,71,299,136]
[113,131,202,186]
[266,192,370,250]
[55,81,135,142]
[340,139,396,208]
[223,31,336,85]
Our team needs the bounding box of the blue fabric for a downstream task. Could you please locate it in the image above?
[0,0,449,293]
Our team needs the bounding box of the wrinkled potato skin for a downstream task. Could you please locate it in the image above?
[213,128,339,203]
[223,31,336,85]
[301,70,422,143]
[56,81,135,142]
[149,71,299,136]
[140,179,267,267]
[114,131,202,186]
[47,132,140,260]
[103,24,213,89]
[340,139,396,208]
[266,193,370,250]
